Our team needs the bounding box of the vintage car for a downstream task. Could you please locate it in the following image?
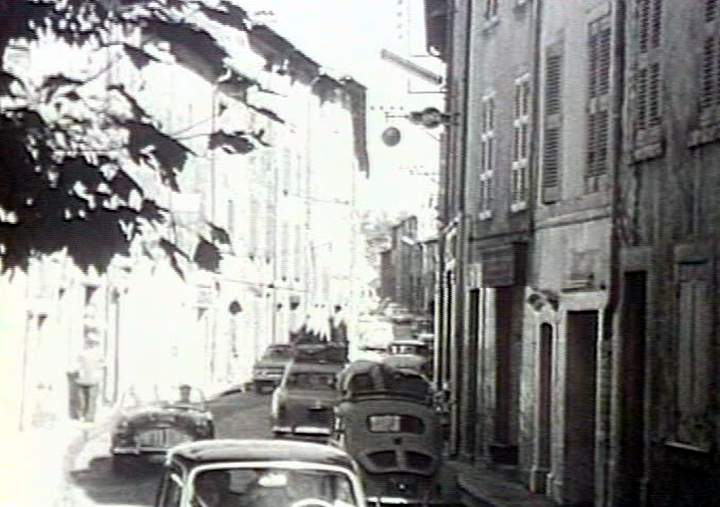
[331,360,446,505]
[271,358,345,440]
[382,339,433,378]
[110,384,214,473]
[154,439,367,507]
[252,343,294,393]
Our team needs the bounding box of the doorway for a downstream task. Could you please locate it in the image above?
[464,289,480,458]
[617,272,647,506]
[536,322,553,490]
[565,311,598,506]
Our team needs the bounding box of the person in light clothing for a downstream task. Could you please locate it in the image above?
[74,337,105,422]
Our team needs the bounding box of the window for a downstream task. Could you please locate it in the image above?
[634,0,663,141]
[484,0,499,21]
[586,15,612,188]
[294,223,302,281]
[700,0,720,124]
[512,75,531,208]
[226,199,235,239]
[282,147,292,195]
[675,262,712,449]
[542,43,563,203]
[249,197,259,259]
[367,414,425,434]
[479,93,495,218]
[280,221,289,280]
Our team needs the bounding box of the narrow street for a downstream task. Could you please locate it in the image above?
[65,392,272,506]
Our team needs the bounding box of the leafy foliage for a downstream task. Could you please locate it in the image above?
[0,0,277,274]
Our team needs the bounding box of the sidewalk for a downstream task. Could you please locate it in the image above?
[446,459,557,507]
[0,407,116,507]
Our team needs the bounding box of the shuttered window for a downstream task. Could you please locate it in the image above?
[294,223,302,281]
[542,43,563,203]
[700,0,720,124]
[676,262,712,447]
[282,147,292,195]
[479,93,495,217]
[249,197,259,258]
[485,0,499,21]
[586,15,612,185]
[634,0,663,135]
[280,221,289,280]
[512,75,531,207]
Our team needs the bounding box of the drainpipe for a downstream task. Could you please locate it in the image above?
[605,1,627,506]
[450,0,474,457]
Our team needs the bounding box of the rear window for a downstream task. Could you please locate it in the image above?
[367,414,425,434]
[287,372,337,390]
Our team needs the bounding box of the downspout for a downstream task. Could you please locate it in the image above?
[451,0,474,457]
[605,1,626,506]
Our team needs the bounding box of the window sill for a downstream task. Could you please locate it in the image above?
[482,17,500,32]
[689,122,720,148]
[510,201,527,213]
[631,141,664,162]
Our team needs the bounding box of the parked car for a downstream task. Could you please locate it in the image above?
[110,384,214,473]
[155,439,367,507]
[383,339,433,378]
[271,359,344,439]
[332,360,445,504]
[251,343,294,393]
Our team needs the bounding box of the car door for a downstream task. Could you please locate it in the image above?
[155,464,185,507]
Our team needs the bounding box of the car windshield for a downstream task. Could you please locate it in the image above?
[119,384,204,408]
[265,346,292,359]
[389,344,426,355]
[286,372,337,390]
[192,467,357,507]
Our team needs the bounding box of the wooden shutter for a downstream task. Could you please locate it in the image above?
[707,0,718,22]
[249,197,259,258]
[648,62,661,125]
[676,262,711,444]
[701,36,716,111]
[542,45,563,203]
[587,15,612,177]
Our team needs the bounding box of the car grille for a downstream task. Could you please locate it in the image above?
[406,451,433,470]
[137,428,192,448]
[307,408,332,425]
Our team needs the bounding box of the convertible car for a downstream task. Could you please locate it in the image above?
[110,384,214,473]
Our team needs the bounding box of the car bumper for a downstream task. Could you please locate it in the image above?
[271,425,332,436]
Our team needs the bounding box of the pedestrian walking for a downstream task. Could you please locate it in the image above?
[73,336,105,423]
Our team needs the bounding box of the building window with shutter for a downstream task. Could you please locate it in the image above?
[633,0,663,158]
[698,1,720,128]
[294,223,302,281]
[280,221,289,281]
[249,197,259,259]
[512,75,530,210]
[542,43,563,204]
[675,261,713,450]
[485,0,499,20]
[479,93,495,219]
[586,14,612,192]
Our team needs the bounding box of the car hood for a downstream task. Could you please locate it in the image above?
[119,405,211,425]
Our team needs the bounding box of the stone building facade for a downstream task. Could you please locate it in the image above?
[427,0,719,506]
[0,7,367,433]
